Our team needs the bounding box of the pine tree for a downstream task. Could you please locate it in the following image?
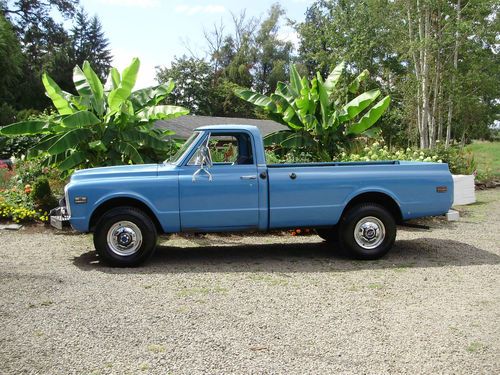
[70,9,112,80]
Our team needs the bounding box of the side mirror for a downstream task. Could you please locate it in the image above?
[192,143,213,182]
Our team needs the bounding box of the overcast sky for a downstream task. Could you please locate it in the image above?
[79,0,314,88]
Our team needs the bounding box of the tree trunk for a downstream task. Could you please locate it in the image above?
[446,0,461,148]
[419,2,430,149]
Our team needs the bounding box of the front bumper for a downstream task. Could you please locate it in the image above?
[49,199,70,230]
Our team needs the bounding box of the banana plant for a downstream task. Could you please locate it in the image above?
[0,58,189,172]
[235,62,390,159]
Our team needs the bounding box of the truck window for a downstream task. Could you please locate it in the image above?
[188,133,254,165]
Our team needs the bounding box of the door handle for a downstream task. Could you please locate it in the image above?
[240,175,257,180]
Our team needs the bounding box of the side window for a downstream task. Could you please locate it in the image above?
[188,133,254,165]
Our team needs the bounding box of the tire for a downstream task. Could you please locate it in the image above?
[93,206,158,267]
[315,226,339,243]
[338,203,396,260]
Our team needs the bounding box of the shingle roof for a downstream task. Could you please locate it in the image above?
[155,115,286,139]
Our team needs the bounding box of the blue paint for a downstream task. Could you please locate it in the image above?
[64,125,453,233]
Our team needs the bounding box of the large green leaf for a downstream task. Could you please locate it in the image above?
[108,58,140,113]
[108,87,132,113]
[316,73,330,126]
[47,129,93,155]
[130,82,175,109]
[62,111,101,128]
[27,134,59,157]
[348,69,369,94]
[123,130,171,151]
[338,89,381,123]
[324,61,345,93]
[137,105,189,121]
[347,95,391,135]
[73,66,92,96]
[117,142,143,164]
[58,151,87,171]
[289,64,303,94]
[234,89,276,111]
[121,57,140,93]
[83,61,105,115]
[104,67,121,91]
[281,132,316,148]
[42,73,73,115]
[263,130,294,146]
[0,120,51,135]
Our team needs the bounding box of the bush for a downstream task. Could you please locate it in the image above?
[265,141,476,175]
[31,177,58,211]
[0,158,61,223]
[336,142,476,175]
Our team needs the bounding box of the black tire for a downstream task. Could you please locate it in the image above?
[338,203,396,260]
[93,206,158,267]
[315,226,339,243]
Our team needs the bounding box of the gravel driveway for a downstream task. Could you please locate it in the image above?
[1,189,499,374]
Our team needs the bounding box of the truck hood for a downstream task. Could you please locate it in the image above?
[71,164,160,181]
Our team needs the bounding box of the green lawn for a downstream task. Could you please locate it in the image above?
[466,141,500,178]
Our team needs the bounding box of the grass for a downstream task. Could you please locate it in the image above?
[466,141,500,178]
[466,341,486,353]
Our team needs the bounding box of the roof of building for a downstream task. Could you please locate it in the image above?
[155,115,286,139]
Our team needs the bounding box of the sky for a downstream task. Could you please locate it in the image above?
[79,0,314,88]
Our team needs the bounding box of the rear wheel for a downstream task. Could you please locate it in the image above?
[93,207,157,267]
[338,203,396,260]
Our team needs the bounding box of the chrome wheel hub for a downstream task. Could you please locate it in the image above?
[107,221,143,256]
[354,216,385,250]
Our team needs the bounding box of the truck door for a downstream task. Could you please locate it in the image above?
[178,132,261,231]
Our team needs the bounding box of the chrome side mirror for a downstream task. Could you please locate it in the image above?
[192,144,213,182]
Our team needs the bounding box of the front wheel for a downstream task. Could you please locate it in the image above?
[93,207,158,267]
[338,203,396,260]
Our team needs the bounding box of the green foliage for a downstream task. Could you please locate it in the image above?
[236,63,390,158]
[296,0,499,147]
[465,141,500,182]
[265,140,477,176]
[31,177,58,211]
[0,14,23,103]
[336,142,476,175]
[0,58,189,173]
[0,158,60,223]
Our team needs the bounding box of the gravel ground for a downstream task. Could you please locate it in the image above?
[0,189,499,375]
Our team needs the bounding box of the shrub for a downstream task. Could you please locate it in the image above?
[265,141,476,175]
[337,142,476,175]
[31,177,58,211]
[236,62,390,159]
[0,58,188,174]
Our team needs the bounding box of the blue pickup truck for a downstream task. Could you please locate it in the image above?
[52,125,453,266]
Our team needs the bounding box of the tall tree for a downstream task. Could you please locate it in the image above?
[297,0,499,148]
[253,3,293,94]
[0,13,22,104]
[71,9,112,80]
[1,0,79,109]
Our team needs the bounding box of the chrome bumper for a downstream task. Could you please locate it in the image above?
[49,199,70,230]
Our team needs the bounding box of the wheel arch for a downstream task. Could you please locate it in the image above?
[89,196,163,233]
[342,190,403,224]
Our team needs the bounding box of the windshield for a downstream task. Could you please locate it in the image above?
[165,131,201,164]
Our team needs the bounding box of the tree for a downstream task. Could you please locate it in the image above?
[156,56,214,115]
[253,3,293,94]
[0,13,23,105]
[70,9,112,81]
[1,0,79,109]
[236,63,390,159]
[0,58,189,172]
[297,0,499,149]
